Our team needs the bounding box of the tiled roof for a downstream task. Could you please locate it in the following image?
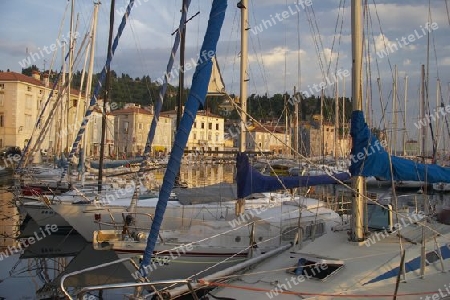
[0,72,43,86]
[111,107,152,115]
[0,71,81,96]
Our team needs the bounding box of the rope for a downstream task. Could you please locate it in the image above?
[60,0,135,180]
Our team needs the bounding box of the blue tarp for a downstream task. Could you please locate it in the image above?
[236,152,350,199]
[349,110,450,182]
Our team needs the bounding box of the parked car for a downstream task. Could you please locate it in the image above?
[0,146,21,158]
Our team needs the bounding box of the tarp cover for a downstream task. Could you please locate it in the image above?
[236,152,350,198]
[349,110,450,182]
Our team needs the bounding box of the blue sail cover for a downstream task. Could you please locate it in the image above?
[350,110,450,182]
[139,0,227,272]
[236,152,350,198]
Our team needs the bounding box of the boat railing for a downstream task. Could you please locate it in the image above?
[59,257,200,300]
[94,211,165,243]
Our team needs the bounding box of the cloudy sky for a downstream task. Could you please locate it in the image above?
[1,0,449,148]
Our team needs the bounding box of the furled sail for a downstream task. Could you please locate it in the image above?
[139,0,227,272]
[207,56,226,96]
[350,110,450,182]
[60,0,135,180]
[236,152,350,199]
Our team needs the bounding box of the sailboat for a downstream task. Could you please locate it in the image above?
[55,1,356,297]
[196,1,450,299]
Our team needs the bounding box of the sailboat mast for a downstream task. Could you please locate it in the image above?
[176,0,188,130]
[236,0,248,216]
[294,86,299,158]
[334,80,338,161]
[421,64,426,162]
[350,0,365,242]
[67,0,75,155]
[98,0,115,193]
[403,74,407,156]
[239,0,248,153]
[80,2,99,183]
[392,65,397,155]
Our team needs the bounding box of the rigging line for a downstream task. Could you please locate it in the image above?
[249,0,270,95]
[304,6,325,83]
[326,0,344,78]
[370,0,395,82]
[61,0,136,180]
[127,17,154,104]
[20,32,90,169]
[307,4,327,81]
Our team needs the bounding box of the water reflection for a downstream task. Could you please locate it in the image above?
[1,164,450,299]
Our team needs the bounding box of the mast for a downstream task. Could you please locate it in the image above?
[176,0,188,130]
[294,86,299,158]
[236,0,248,216]
[392,65,397,156]
[320,88,324,161]
[334,79,338,161]
[67,0,75,156]
[403,74,407,156]
[420,64,426,162]
[350,0,365,242]
[80,2,99,183]
[98,0,115,193]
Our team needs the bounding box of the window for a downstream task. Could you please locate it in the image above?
[0,84,4,90]
[0,114,4,127]
[27,86,32,92]
[0,93,4,106]
[215,133,219,142]
[208,123,212,130]
[193,133,197,140]
[193,122,197,128]
[138,123,143,130]
[208,133,211,141]
[0,139,2,148]
[216,123,219,130]
[201,122,205,129]
[123,121,129,133]
[39,89,43,95]
[25,94,32,109]
[25,114,32,129]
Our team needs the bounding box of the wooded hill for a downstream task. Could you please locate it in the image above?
[22,65,353,125]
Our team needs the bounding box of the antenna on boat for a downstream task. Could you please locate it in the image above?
[350,0,365,242]
[235,0,248,216]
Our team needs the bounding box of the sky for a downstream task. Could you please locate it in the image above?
[1,0,450,150]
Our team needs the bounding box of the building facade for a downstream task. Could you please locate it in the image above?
[162,109,225,156]
[0,71,87,155]
[113,104,172,157]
